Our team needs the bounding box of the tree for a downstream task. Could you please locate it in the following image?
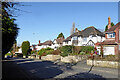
[70,22,75,35]
[105,22,114,31]
[21,41,30,56]
[57,32,64,39]
[2,2,20,59]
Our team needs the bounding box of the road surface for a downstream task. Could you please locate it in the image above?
[2,58,119,80]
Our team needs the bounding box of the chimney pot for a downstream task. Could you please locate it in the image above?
[39,40,40,44]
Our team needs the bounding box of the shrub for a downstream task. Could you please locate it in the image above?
[80,52,85,55]
[37,48,54,56]
[60,45,72,57]
[37,48,46,56]
[31,50,37,54]
[51,50,61,55]
[80,46,94,54]
[73,46,81,54]
[5,53,11,56]
[45,47,54,50]
[46,50,54,54]
[21,41,30,56]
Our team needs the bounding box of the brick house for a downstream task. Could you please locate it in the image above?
[96,17,120,55]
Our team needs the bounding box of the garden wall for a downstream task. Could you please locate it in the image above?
[41,54,61,61]
[61,55,88,63]
[87,59,119,68]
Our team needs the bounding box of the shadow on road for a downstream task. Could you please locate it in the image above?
[17,60,64,79]
[60,72,106,80]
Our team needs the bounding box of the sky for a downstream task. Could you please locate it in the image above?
[15,2,118,46]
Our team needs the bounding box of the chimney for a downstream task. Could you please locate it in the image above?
[108,16,111,29]
[75,28,78,32]
[81,29,83,31]
[39,40,40,44]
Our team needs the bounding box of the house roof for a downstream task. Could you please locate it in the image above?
[105,22,120,33]
[95,40,117,46]
[102,40,117,45]
[70,31,82,37]
[38,40,53,46]
[63,36,71,42]
[63,26,105,42]
[70,26,105,37]
[81,26,105,37]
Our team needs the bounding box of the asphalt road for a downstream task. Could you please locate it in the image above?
[2,58,119,80]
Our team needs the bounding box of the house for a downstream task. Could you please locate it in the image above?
[95,17,120,55]
[32,40,53,51]
[63,36,72,46]
[63,27,105,46]
[51,37,64,50]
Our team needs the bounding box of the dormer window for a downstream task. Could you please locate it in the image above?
[107,32,115,38]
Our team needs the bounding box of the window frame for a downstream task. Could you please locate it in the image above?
[107,32,115,38]
[73,36,78,40]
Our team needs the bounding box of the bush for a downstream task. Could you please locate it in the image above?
[5,53,11,56]
[46,50,54,54]
[31,50,37,54]
[21,41,30,56]
[51,50,61,55]
[37,48,54,56]
[73,46,81,54]
[80,52,85,55]
[45,47,54,50]
[60,45,72,57]
[80,46,94,54]
[37,48,46,56]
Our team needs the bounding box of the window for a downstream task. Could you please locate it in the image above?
[83,38,87,42]
[89,35,92,39]
[119,30,120,40]
[107,33,115,38]
[73,36,77,40]
[65,41,68,44]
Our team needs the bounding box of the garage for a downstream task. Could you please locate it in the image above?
[103,46,115,55]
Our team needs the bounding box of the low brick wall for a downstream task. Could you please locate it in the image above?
[87,59,119,68]
[41,54,61,61]
[61,55,88,63]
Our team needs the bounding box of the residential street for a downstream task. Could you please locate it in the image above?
[2,58,119,80]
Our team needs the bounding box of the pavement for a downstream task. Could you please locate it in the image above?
[2,57,119,80]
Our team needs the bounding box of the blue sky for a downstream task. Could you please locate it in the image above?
[15,2,118,46]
